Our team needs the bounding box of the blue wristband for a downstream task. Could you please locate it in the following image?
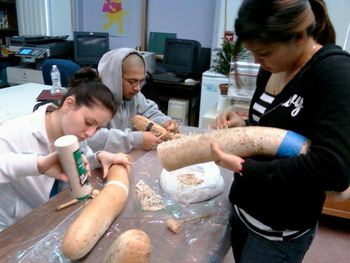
[276,130,308,158]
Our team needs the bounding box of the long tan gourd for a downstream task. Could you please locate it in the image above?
[132,115,176,141]
[61,163,129,260]
[103,229,151,263]
[157,126,310,171]
[157,126,350,200]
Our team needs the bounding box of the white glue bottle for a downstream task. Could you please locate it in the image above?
[54,135,92,200]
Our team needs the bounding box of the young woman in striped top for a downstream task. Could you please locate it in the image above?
[212,0,350,262]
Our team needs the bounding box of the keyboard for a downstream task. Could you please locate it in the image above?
[152,73,184,83]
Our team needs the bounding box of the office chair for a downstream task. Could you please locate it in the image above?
[41,59,80,87]
[33,59,80,111]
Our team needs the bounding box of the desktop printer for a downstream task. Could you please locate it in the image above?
[8,35,74,65]
[6,35,74,85]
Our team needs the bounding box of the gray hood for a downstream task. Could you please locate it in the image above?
[97,48,146,104]
[88,47,170,153]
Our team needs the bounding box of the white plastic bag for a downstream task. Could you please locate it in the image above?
[160,162,224,204]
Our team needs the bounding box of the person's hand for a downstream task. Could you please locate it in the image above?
[142,131,163,151]
[210,142,245,174]
[96,151,132,179]
[37,152,69,182]
[212,110,246,129]
[162,119,179,133]
[76,154,90,175]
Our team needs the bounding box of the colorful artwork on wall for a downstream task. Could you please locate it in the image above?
[101,0,127,36]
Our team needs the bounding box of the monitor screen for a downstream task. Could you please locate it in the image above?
[163,38,201,76]
[74,31,109,66]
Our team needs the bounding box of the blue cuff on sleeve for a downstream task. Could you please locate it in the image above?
[276,130,308,158]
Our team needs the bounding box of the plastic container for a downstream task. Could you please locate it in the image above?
[167,98,188,125]
[217,95,232,111]
[54,135,92,200]
[50,65,65,95]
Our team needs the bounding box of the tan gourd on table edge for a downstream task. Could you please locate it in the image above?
[61,162,130,260]
[103,229,151,263]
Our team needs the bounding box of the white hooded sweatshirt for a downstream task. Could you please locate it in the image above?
[88,48,170,153]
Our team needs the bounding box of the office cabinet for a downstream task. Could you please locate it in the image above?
[199,70,227,128]
[7,66,44,86]
[199,63,259,129]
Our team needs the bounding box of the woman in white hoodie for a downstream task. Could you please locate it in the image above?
[0,67,131,231]
[88,48,178,153]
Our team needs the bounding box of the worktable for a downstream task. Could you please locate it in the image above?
[0,127,233,263]
[0,82,50,125]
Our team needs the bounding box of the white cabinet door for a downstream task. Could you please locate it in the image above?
[199,71,228,128]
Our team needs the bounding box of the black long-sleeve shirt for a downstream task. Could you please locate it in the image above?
[230,45,350,230]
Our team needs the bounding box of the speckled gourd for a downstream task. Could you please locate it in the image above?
[157,126,350,199]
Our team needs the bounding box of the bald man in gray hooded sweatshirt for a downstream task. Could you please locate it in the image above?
[88,48,178,153]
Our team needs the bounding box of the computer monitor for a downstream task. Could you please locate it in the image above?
[163,38,201,77]
[73,31,109,66]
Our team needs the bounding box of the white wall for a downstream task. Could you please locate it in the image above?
[15,0,350,53]
[16,0,73,38]
[148,0,215,48]
[74,0,215,50]
[212,0,350,52]
[49,0,73,39]
[325,0,350,52]
[16,0,49,35]
[211,0,242,49]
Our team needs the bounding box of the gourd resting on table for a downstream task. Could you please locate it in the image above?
[103,229,151,263]
[157,126,350,200]
[61,161,130,260]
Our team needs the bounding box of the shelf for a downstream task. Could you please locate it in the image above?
[227,88,254,102]
[0,0,17,4]
[227,61,258,103]
[0,28,17,32]
[0,0,18,45]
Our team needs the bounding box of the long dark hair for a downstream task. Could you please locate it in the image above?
[59,67,117,116]
[233,0,336,58]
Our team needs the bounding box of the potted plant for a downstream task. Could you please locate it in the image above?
[212,38,248,77]
[212,39,248,93]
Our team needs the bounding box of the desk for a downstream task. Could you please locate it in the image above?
[0,82,51,125]
[0,127,233,263]
[144,79,201,127]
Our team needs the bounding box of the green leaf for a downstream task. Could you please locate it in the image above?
[211,38,247,76]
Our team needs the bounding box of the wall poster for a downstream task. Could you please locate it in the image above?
[100,0,129,36]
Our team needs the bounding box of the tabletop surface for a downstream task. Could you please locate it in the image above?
[0,128,233,263]
[0,83,51,125]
